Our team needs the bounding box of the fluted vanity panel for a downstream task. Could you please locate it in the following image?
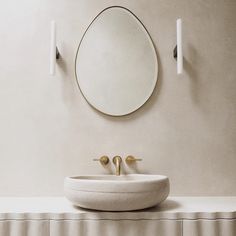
[50,219,182,236]
[183,219,236,236]
[0,220,49,236]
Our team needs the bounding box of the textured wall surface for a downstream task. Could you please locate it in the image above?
[0,0,235,196]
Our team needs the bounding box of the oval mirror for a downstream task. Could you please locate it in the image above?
[75,6,158,116]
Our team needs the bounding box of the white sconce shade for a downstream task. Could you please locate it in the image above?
[176,18,183,74]
[50,20,59,76]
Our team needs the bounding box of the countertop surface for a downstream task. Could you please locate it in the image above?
[0,197,235,220]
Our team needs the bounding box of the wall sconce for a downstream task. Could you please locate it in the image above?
[173,18,183,75]
[49,20,60,76]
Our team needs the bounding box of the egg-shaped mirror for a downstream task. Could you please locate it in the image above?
[75,6,158,116]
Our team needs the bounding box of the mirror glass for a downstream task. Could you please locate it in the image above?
[75,6,158,116]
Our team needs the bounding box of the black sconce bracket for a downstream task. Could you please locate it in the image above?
[173,45,177,60]
[56,47,60,59]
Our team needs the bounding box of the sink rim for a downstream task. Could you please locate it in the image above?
[64,174,169,193]
[66,174,168,183]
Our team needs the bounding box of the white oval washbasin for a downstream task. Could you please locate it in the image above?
[64,174,170,211]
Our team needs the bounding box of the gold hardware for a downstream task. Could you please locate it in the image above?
[93,156,109,166]
[125,155,142,164]
[112,156,122,176]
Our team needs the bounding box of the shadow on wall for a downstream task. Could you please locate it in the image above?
[184,44,201,105]
[57,41,81,104]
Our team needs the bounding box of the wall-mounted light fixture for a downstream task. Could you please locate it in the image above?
[49,20,60,76]
[173,18,183,75]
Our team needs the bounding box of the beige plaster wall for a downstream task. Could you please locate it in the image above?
[0,0,235,196]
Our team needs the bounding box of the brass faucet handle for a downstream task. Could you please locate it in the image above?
[125,155,142,164]
[93,156,109,166]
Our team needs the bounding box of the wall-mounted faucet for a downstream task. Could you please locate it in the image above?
[112,156,122,176]
[93,155,142,175]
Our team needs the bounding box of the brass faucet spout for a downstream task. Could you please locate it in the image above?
[112,156,122,176]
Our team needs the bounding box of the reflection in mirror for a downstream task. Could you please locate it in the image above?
[75,6,158,116]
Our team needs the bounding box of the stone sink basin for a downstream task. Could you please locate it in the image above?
[64,174,169,211]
